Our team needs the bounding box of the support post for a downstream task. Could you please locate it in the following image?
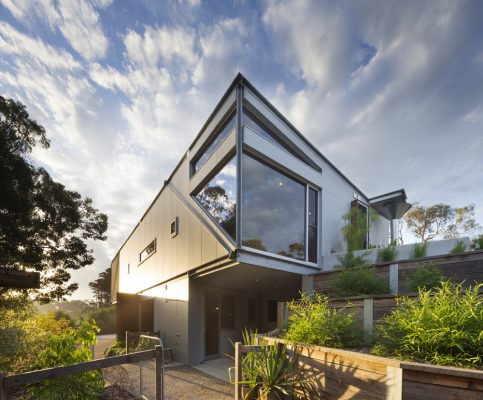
[386,365,402,400]
[389,264,399,294]
[235,342,242,400]
[155,345,163,400]
[277,302,288,330]
[0,372,6,400]
[363,298,374,344]
[125,331,128,354]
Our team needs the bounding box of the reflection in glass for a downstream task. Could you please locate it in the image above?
[242,154,305,260]
[194,116,236,173]
[195,156,236,240]
[308,187,318,263]
[243,113,308,165]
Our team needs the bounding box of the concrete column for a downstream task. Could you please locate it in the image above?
[363,298,374,344]
[389,264,399,294]
[301,275,314,293]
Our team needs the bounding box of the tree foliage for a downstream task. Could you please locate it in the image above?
[0,96,108,302]
[88,268,111,306]
[404,202,480,242]
[342,206,378,251]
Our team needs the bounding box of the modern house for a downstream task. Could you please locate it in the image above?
[110,73,410,365]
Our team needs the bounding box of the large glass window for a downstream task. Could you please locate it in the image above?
[242,154,306,260]
[195,156,237,241]
[193,115,236,173]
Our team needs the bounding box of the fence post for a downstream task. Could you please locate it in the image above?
[389,264,399,294]
[386,365,402,400]
[0,372,6,400]
[125,331,128,354]
[155,345,163,400]
[363,298,374,344]
[234,342,242,400]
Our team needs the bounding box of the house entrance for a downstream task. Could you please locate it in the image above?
[204,292,219,359]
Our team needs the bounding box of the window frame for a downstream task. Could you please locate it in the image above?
[192,152,237,244]
[170,217,179,238]
[191,111,236,176]
[240,151,319,266]
[139,238,156,265]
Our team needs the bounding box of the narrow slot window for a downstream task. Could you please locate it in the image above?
[139,239,156,264]
[308,187,318,263]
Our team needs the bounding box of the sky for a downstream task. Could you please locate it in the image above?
[1,0,482,300]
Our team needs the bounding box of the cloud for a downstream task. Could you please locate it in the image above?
[0,22,80,70]
[0,0,110,60]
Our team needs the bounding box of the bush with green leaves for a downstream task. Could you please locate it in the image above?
[83,305,116,334]
[404,263,443,292]
[471,234,483,250]
[284,292,361,348]
[334,267,389,297]
[450,240,467,255]
[29,319,104,400]
[335,251,370,269]
[232,330,315,399]
[373,281,483,368]
[104,338,126,357]
[411,241,427,259]
[376,244,398,263]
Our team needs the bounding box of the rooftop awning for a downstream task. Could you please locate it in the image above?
[369,189,412,220]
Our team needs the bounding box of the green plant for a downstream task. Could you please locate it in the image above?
[104,338,126,357]
[373,281,483,368]
[376,244,398,263]
[450,240,467,255]
[410,242,427,259]
[471,234,483,250]
[334,267,389,297]
[335,251,370,269]
[83,306,116,334]
[29,319,104,400]
[284,292,361,348]
[404,263,443,292]
[342,207,378,252]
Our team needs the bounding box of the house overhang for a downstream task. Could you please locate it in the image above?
[369,189,412,221]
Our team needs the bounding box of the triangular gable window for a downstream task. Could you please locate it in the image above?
[194,156,237,241]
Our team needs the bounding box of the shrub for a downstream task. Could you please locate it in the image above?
[30,319,104,400]
[233,330,315,399]
[450,240,467,255]
[404,263,443,292]
[334,267,389,297]
[0,304,72,374]
[83,306,116,334]
[104,338,126,357]
[376,245,398,263]
[373,281,483,368]
[335,251,370,269]
[470,234,483,251]
[411,242,427,259]
[284,292,361,348]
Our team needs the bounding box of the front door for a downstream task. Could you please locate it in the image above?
[204,292,219,359]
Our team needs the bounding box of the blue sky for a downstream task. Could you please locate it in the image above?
[1,0,482,299]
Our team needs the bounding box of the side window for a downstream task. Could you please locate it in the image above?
[139,239,156,264]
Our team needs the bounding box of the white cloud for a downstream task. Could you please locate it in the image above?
[0,22,80,70]
[124,25,198,68]
[0,0,110,60]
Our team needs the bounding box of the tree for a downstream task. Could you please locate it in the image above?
[404,202,480,242]
[88,267,111,306]
[0,96,108,302]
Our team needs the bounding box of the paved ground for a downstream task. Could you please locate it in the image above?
[96,337,233,399]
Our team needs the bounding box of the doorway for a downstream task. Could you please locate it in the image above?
[204,292,219,359]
